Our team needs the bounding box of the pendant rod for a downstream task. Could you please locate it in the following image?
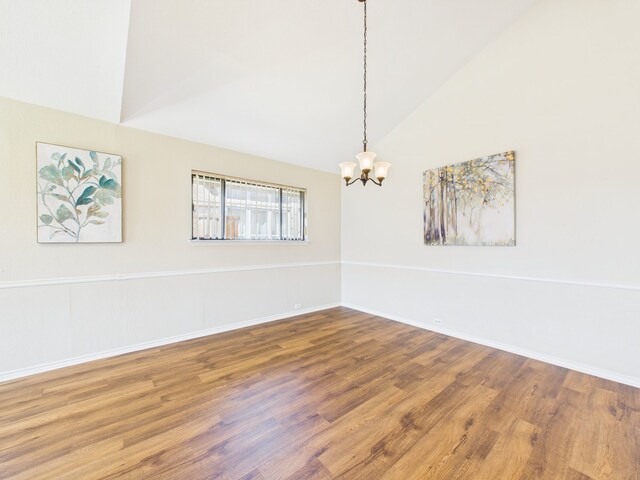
[362,0,368,152]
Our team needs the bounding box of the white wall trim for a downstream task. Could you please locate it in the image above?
[342,302,640,389]
[7,260,637,292]
[343,261,640,292]
[0,302,340,383]
[0,261,340,290]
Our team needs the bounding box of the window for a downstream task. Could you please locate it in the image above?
[192,172,306,241]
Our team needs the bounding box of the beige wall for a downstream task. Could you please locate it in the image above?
[342,0,640,386]
[0,97,341,378]
[1,97,340,281]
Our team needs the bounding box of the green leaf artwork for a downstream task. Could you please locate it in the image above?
[39,165,64,186]
[61,166,75,181]
[55,204,74,223]
[68,159,82,174]
[36,143,122,243]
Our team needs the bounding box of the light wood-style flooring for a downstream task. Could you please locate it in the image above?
[0,307,638,479]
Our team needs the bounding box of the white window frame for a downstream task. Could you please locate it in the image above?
[191,170,308,242]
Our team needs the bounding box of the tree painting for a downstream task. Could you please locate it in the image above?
[37,143,122,243]
[423,151,515,246]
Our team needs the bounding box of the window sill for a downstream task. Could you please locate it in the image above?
[189,239,311,246]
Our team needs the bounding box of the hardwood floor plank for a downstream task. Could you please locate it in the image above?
[568,387,639,480]
[257,387,408,480]
[320,382,496,478]
[378,383,499,480]
[0,307,637,480]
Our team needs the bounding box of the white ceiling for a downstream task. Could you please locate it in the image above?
[0,0,131,123]
[0,0,535,172]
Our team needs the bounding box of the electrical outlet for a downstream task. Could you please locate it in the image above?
[294,303,302,310]
[434,318,443,326]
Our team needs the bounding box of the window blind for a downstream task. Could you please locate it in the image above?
[225,179,281,240]
[192,173,305,241]
[282,188,304,240]
[192,173,222,239]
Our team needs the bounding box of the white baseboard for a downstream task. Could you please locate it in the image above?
[0,303,340,384]
[342,302,640,389]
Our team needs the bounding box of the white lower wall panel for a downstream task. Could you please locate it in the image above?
[0,262,341,380]
[0,285,70,371]
[342,263,640,387]
[69,281,126,357]
[122,275,204,345]
[201,265,340,329]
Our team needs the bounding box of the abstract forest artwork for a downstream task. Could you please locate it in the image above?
[423,151,515,246]
[37,142,122,243]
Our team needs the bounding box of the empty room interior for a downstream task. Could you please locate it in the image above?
[1,0,639,479]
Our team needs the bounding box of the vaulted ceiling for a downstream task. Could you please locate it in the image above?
[0,0,535,171]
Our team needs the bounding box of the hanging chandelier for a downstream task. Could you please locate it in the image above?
[339,0,390,187]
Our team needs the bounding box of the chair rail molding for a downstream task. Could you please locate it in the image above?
[0,261,341,290]
[342,261,640,292]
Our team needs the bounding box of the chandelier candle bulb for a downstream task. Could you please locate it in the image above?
[356,151,376,173]
[339,161,357,181]
[373,161,391,181]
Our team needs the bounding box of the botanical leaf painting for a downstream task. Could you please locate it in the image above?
[36,143,122,243]
[423,151,515,246]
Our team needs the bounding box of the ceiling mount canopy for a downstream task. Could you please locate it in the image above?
[339,0,390,187]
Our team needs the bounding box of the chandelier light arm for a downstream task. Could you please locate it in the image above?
[368,178,383,187]
[343,172,383,187]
